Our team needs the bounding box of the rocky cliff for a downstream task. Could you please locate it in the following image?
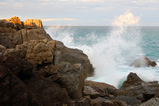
[1,16,159,106]
[0,16,94,105]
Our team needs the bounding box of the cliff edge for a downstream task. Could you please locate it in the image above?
[0,16,94,105]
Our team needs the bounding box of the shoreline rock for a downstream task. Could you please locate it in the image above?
[130,56,157,67]
[1,16,159,106]
[0,16,94,105]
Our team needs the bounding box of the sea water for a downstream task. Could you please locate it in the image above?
[44,12,159,88]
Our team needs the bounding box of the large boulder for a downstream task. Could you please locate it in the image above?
[112,95,141,106]
[2,42,28,58]
[25,39,56,65]
[83,86,101,99]
[120,73,159,102]
[0,65,40,105]
[0,57,33,77]
[55,41,94,79]
[130,56,157,67]
[84,80,121,97]
[55,62,84,99]
[24,71,71,105]
[0,21,17,48]
[0,64,70,105]
[121,72,144,88]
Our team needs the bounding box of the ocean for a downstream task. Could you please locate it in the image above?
[44,26,159,88]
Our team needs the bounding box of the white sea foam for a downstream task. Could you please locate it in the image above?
[45,11,159,88]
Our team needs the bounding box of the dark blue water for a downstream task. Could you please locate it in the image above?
[45,26,159,88]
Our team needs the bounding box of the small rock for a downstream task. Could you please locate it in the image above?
[84,86,100,99]
[91,97,114,106]
[130,56,157,67]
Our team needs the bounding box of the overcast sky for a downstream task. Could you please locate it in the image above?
[0,0,159,26]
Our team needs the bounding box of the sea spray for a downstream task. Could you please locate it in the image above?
[85,11,143,87]
[46,25,74,46]
[45,11,159,88]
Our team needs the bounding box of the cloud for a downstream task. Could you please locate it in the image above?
[112,11,141,26]
[42,18,77,21]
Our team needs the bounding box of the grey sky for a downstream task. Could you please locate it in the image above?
[0,0,159,26]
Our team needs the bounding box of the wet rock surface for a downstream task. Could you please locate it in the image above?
[130,56,157,67]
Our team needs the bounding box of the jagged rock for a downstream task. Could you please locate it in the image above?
[0,26,17,48]
[25,39,56,65]
[140,97,159,106]
[0,64,70,105]
[113,96,141,106]
[56,62,84,99]
[6,16,23,30]
[69,96,91,106]
[121,72,144,88]
[39,64,56,77]
[0,16,95,105]
[130,56,157,67]
[0,17,52,48]
[0,57,33,77]
[84,86,100,99]
[112,99,128,106]
[85,80,118,97]
[121,73,159,102]
[24,19,42,27]
[0,19,15,28]
[2,42,28,58]
[25,28,51,41]
[55,41,94,79]
[0,65,41,105]
[11,30,23,46]
[24,71,70,105]
[91,97,115,106]
[6,16,22,25]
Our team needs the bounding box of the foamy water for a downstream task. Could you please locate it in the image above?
[45,11,159,88]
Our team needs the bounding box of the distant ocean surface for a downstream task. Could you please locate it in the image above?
[44,26,159,88]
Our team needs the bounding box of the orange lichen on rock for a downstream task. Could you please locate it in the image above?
[6,16,22,25]
[24,19,42,27]
[4,16,42,27]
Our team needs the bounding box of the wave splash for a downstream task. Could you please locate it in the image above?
[45,11,159,88]
[85,11,142,87]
